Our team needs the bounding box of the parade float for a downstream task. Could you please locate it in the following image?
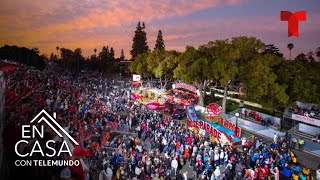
[131,87,170,111]
[186,105,241,145]
[206,103,223,121]
[169,83,199,107]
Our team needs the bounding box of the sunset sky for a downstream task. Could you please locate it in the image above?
[0,0,319,59]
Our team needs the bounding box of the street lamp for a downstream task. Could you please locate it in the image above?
[235,112,239,136]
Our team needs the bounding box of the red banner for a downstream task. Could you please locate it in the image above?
[187,119,221,139]
[219,118,241,137]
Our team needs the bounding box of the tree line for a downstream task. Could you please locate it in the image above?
[128,23,320,113]
[1,22,320,113]
[49,45,122,74]
[0,45,46,69]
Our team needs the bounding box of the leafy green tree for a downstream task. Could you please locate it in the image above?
[150,50,179,88]
[287,43,294,60]
[231,36,265,61]
[290,77,318,103]
[147,49,165,88]
[174,46,211,106]
[49,53,57,61]
[307,51,315,62]
[0,45,45,69]
[273,59,320,105]
[231,36,265,95]
[262,44,283,57]
[73,48,83,74]
[210,40,239,114]
[130,22,149,59]
[243,55,283,99]
[156,50,179,88]
[110,47,115,60]
[316,47,320,61]
[99,46,109,61]
[295,53,308,62]
[129,51,153,83]
[59,47,84,73]
[154,30,165,51]
[267,83,289,113]
[60,47,73,68]
[90,54,97,61]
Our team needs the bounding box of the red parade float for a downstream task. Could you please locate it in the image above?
[206,103,223,120]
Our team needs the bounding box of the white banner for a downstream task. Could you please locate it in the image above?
[292,114,320,127]
[298,123,320,136]
[132,74,141,81]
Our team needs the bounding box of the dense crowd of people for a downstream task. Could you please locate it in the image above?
[1,61,320,180]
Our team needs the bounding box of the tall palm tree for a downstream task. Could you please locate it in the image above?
[56,46,59,59]
[94,48,97,54]
[287,43,294,60]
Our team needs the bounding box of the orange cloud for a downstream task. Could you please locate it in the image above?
[0,0,247,56]
[14,0,320,60]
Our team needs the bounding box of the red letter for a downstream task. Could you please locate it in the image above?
[199,121,203,129]
[219,118,223,125]
[281,11,306,37]
[187,120,191,126]
[210,126,214,135]
[217,132,221,139]
[213,128,217,138]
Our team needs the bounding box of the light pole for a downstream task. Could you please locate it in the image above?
[235,112,239,136]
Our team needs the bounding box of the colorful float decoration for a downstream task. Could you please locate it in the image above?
[145,102,164,110]
[130,93,142,100]
[186,105,240,145]
[206,103,223,121]
[174,83,197,94]
[170,83,199,107]
[147,88,170,104]
[131,81,142,87]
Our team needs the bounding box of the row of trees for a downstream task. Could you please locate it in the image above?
[50,45,123,74]
[50,47,85,74]
[129,36,320,114]
[0,45,46,69]
[130,22,165,59]
[287,43,320,62]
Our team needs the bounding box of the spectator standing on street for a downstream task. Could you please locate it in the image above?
[299,138,305,151]
[316,165,320,180]
[274,133,278,144]
[171,157,178,176]
[271,167,279,180]
[291,137,297,149]
[214,166,221,180]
